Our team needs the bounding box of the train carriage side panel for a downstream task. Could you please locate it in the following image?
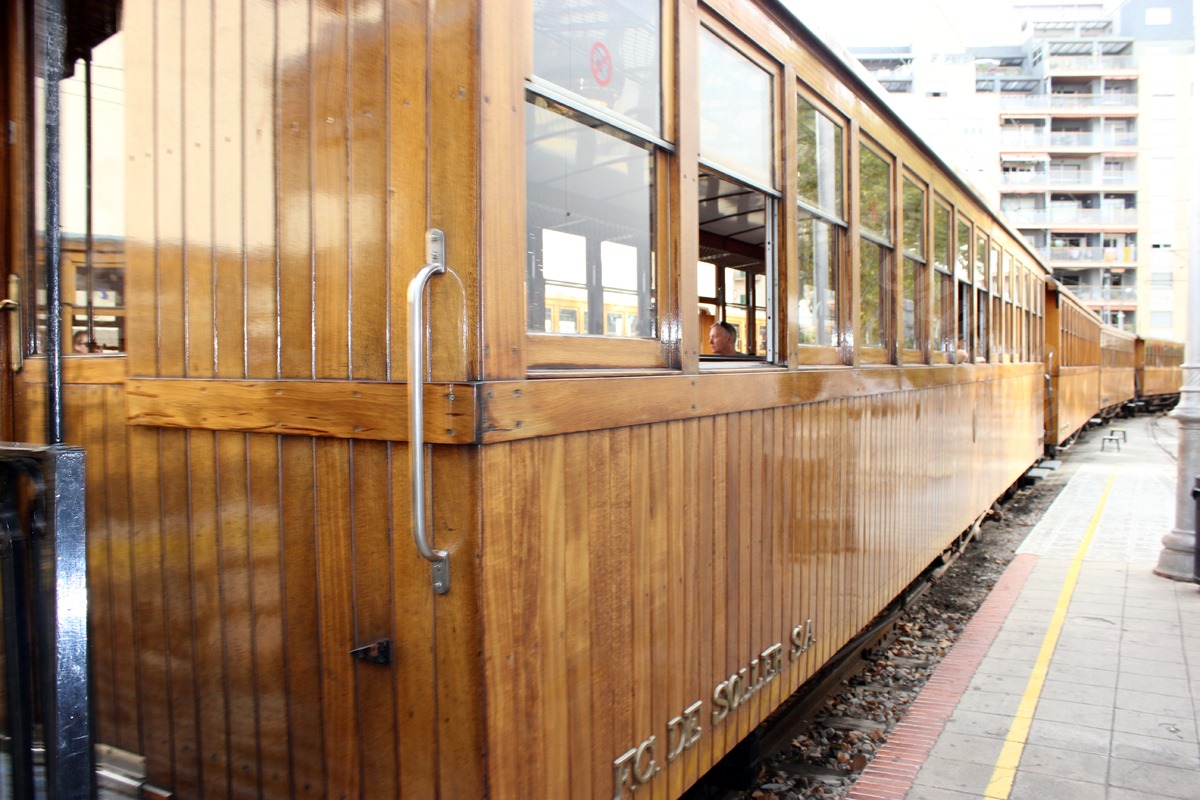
[478,365,1043,799]
[9,1,490,797]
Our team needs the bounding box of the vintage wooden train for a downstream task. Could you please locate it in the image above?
[0,0,1183,798]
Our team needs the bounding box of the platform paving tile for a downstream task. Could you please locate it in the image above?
[965,672,1031,696]
[1115,670,1192,698]
[1036,677,1115,707]
[922,731,1005,768]
[972,655,1037,677]
[937,710,1015,741]
[1046,662,1118,686]
[909,758,990,796]
[901,787,978,800]
[1015,743,1108,783]
[1031,697,1114,730]
[1107,756,1200,799]
[1112,707,1198,743]
[1110,729,1200,769]
[1008,771,1108,800]
[951,688,1022,716]
[1117,640,1187,664]
[1119,654,1191,679]
[1025,717,1111,755]
[1115,686,1192,717]
[1051,634,1121,656]
[1046,648,1119,672]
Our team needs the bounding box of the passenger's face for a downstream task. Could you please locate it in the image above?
[73,338,88,353]
[709,325,733,354]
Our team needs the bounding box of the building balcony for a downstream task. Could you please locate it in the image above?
[1004,207,1138,226]
[998,93,1138,110]
[1045,55,1137,73]
[1043,245,1137,263]
[1069,285,1137,304]
[999,131,1138,148]
[999,170,1138,187]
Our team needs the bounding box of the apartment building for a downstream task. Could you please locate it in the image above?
[851,0,1194,339]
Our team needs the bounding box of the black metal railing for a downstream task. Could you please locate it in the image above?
[0,444,91,799]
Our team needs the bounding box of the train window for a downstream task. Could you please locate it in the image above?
[974,232,988,287]
[931,201,955,360]
[858,144,891,241]
[700,27,773,188]
[698,172,772,359]
[797,216,841,348]
[525,99,657,340]
[902,179,925,258]
[990,244,1002,361]
[531,0,661,136]
[859,240,891,350]
[796,94,844,218]
[34,21,126,355]
[796,92,845,355]
[955,217,973,359]
[858,142,893,361]
[697,24,777,362]
[901,177,925,358]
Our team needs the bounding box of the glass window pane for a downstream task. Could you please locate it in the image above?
[902,257,918,349]
[932,271,954,353]
[798,215,839,346]
[699,28,772,187]
[796,95,843,217]
[903,179,924,258]
[933,202,951,274]
[956,218,971,278]
[526,101,656,337]
[532,0,661,134]
[859,144,891,240]
[974,232,988,285]
[859,239,889,348]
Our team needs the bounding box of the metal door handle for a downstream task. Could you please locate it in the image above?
[407,230,449,594]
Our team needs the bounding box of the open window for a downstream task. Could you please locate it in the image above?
[696,22,778,364]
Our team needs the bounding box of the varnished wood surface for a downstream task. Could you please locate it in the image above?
[482,370,1043,798]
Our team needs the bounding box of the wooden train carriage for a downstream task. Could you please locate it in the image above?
[1137,337,1184,405]
[1,1,1047,798]
[1099,326,1136,411]
[1043,281,1104,447]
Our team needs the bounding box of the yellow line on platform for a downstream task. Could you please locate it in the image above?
[983,469,1118,800]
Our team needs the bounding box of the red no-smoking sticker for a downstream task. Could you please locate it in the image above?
[590,41,613,87]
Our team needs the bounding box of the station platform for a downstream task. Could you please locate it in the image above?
[849,413,1199,800]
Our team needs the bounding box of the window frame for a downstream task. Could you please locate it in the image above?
[899,171,926,364]
[856,135,895,365]
[523,3,676,371]
[695,14,784,368]
[793,84,849,366]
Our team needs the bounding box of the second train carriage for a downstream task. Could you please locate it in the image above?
[0,0,1168,798]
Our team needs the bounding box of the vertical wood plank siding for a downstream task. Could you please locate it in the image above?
[19,0,481,797]
[482,372,1042,799]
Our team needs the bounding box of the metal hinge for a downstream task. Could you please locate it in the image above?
[350,638,392,665]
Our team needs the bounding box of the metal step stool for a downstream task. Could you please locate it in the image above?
[1108,427,1127,443]
[1101,435,1121,452]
